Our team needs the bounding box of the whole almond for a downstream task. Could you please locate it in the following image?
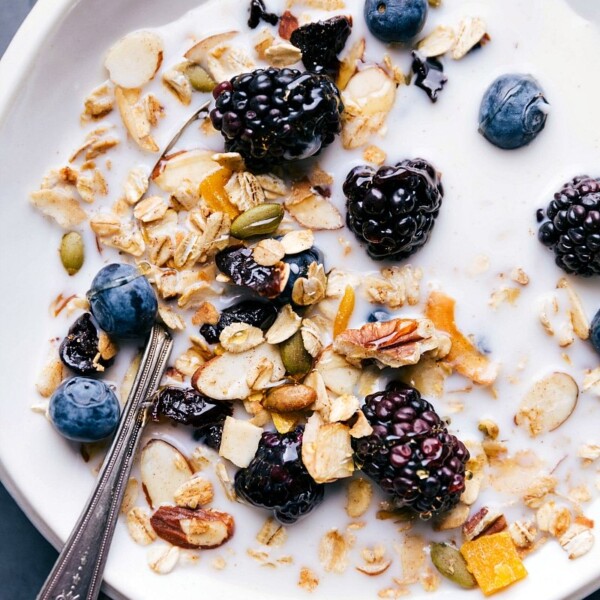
[150,506,234,549]
[263,384,316,412]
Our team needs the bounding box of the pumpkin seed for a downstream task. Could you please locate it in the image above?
[280,330,313,376]
[59,231,84,276]
[184,64,216,92]
[429,542,477,589]
[263,384,316,412]
[230,203,284,239]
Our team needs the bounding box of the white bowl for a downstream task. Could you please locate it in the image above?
[2,1,600,599]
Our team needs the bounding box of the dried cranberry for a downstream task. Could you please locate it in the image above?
[200,299,278,343]
[215,245,287,299]
[152,387,233,428]
[59,313,115,375]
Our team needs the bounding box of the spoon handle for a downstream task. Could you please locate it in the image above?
[37,324,173,600]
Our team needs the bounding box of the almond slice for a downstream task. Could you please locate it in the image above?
[515,372,579,437]
[140,439,193,509]
[105,31,164,89]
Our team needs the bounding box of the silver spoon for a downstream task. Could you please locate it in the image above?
[37,99,212,600]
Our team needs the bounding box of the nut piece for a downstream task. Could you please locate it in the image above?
[219,416,263,468]
[463,507,505,541]
[515,372,579,437]
[281,229,314,255]
[346,478,373,518]
[150,506,234,549]
[315,347,361,395]
[140,439,193,509]
[127,507,157,546]
[302,412,354,483]
[285,181,343,230]
[105,31,163,88]
[263,384,316,413]
[333,318,451,369]
[174,477,214,509]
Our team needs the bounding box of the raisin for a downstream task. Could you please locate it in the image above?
[200,300,278,343]
[411,51,448,103]
[215,245,288,299]
[248,0,278,29]
[59,313,115,375]
[290,16,352,78]
[152,387,233,428]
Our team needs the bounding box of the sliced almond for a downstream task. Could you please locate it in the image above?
[140,439,193,509]
[218,416,263,468]
[192,343,285,400]
[286,191,343,230]
[105,31,163,89]
[266,304,302,344]
[515,372,579,437]
[219,323,264,353]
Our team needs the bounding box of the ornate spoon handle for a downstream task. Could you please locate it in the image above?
[37,324,173,600]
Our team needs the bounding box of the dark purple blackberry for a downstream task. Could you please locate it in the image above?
[248,0,278,29]
[538,176,600,276]
[344,159,444,261]
[234,427,324,524]
[193,422,226,451]
[290,16,352,77]
[210,68,343,171]
[353,383,469,518]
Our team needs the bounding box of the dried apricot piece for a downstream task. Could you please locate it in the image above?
[199,168,240,219]
[460,531,527,595]
[425,291,498,385]
[333,285,355,338]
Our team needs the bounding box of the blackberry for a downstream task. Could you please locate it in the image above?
[344,159,444,261]
[193,422,226,451]
[210,68,343,171]
[538,176,600,276]
[234,427,324,524]
[353,383,469,517]
[152,387,232,428]
[290,16,352,77]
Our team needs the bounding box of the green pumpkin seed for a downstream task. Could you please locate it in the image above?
[280,330,313,376]
[429,543,477,589]
[59,232,84,276]
[184,64,216,92]
[230,203,284,240]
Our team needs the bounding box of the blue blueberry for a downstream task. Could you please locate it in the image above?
[279,247,325,305]
[49,377,120,443]
[364,0,428,44]
[368,309,391,322]
[87,263,157,338]
[591,310,600,355]
[478,74,549,150]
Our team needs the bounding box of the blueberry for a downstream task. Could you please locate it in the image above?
[279,246,325,305]
[364,0,428,44]
[368,309,391,322]
[87,263,157,338]
[478,74,549,150]
[591,310,600,354]
[49,377,120,443]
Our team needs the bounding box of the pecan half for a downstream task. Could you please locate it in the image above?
[333,318,450,368]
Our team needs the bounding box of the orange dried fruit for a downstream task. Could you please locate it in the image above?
[425,291,498,385]
[333,285,355,338]
[199,168,239,219]
[460,531,527,596]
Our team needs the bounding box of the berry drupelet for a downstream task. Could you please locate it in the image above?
[538,176,600,276]
[344,159,444,261]
[234,427,324,524]
[353,382,469,518]
[210,68,344,171]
